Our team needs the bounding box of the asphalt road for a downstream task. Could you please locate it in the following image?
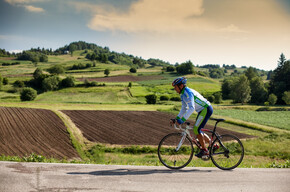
[0,161,289,192]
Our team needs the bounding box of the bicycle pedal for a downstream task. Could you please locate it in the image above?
[201,155,210,161]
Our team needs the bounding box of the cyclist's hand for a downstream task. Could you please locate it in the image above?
[170,119,176,126]
[176,119,184,125]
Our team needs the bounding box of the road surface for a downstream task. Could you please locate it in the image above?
[0,161,289,192]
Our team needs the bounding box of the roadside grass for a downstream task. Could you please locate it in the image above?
[2,145,288,168]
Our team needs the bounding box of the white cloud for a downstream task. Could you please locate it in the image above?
[24,5,44,12]
[5,0,43,5]
[5,0,45,13]
[218,24,249,33]
[87,0,207,33]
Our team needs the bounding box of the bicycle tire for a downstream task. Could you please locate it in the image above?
[158,132,194,169]
[210,134,244,170]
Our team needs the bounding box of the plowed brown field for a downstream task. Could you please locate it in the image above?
[62,110,254,145]
[0,107,79,159]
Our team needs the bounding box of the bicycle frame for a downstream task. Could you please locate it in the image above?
[173,123,201,150]
[172,121,223,151]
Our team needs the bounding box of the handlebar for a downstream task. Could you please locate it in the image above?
[171,119,192,130]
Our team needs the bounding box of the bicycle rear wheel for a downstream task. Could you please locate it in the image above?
[210,134,244,170]
[158,132,194,169]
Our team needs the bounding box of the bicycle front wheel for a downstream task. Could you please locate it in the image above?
[210,134,244,170]
[158,132,194,169]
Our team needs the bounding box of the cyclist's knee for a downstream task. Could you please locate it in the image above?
[193,126,200,135]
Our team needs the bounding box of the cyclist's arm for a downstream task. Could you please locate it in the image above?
[176,99,186,121]
[177,93,195,123]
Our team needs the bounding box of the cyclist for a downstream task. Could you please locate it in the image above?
[170,77,213,158]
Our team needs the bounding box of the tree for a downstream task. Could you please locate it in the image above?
[245,67,258,81]
[133,58,144,68]
[176,60,194,75]
[104,69,110,77]
[68,44,78,54]
[20,88,37,101]
[268,93,277,105]
[282,91,290,105]
[249,77,268,104]
[33,68,43,80]
[277,53,286,67]
[209,68,224,78]
[166,66,175,72]
[128,82,132,88]
[213,92,222,104]
[269,57,290,104]
[42,76,60,91]
[0,74,2,90]
[221,78,234,100]
[230,75,251,104]
[99,53,108,63]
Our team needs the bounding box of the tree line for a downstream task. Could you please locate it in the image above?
[222,53,289,105]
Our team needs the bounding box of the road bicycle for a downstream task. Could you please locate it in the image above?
[158,118,244,170]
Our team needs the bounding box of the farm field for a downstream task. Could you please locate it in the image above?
[0,107,79,159]
[61,110,253,145]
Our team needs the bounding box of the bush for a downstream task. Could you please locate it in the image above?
[145,94,157,104]
[0,75,2,90]
[166,66,175,72]
[130,67,137,73]
[47,65,65,74]
[61,76,75,88]
[197,71,208,77]
[20,88,37,101]
[128,82,132,88]
[160,95,169,101]
[13,80,25,88]
[2,77,8,85]
[170,96,181,101]
[207,95,214,103]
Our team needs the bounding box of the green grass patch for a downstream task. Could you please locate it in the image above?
[214,109,290,130]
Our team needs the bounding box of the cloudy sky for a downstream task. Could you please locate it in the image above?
[1,0,290,70]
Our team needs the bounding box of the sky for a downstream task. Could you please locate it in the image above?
[1,0,290,71]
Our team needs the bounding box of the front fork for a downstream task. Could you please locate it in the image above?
[175,132,187,151]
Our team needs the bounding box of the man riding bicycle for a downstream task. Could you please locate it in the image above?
[171,77,213,158]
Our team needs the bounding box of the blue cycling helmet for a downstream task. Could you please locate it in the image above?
[172,77,187,86]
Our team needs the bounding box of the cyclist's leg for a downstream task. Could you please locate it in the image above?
[193,106,213,149]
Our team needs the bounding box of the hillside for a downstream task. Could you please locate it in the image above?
[0,42,289,168]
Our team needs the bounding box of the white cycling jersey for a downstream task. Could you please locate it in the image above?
[177,87,211,122]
